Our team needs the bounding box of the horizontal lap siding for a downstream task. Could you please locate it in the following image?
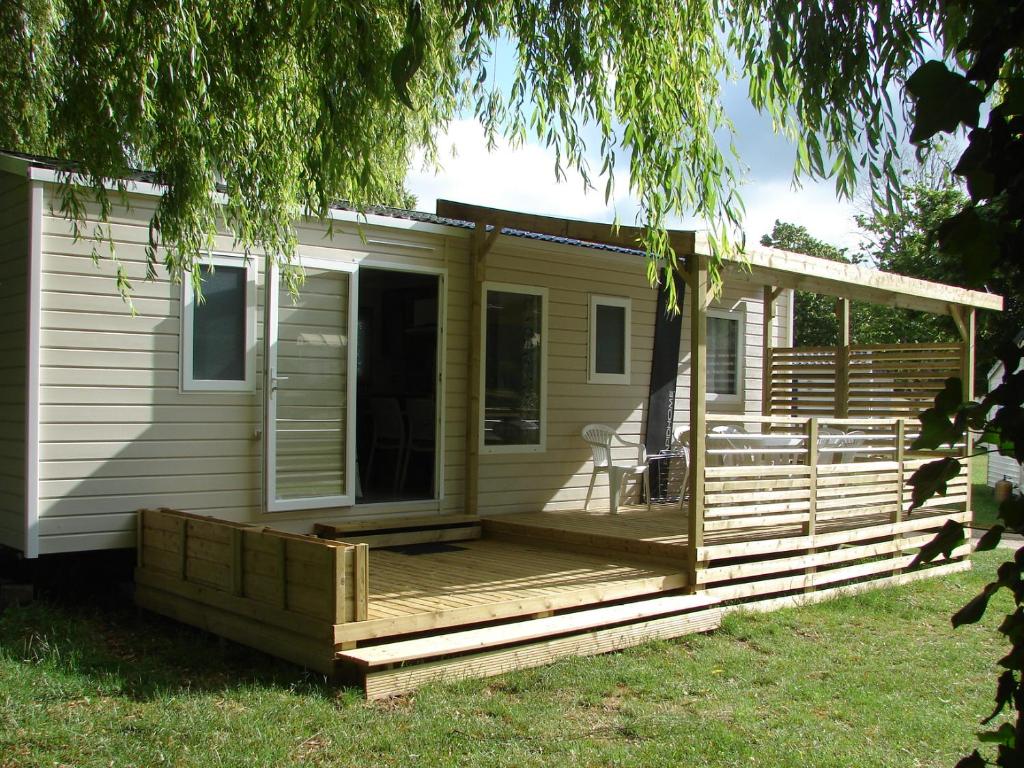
[37,187,465,553]
[477,243,657,515]
[0,174,28,551]
[476,248,792,516]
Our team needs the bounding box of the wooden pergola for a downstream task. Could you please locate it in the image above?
[434,199,1003,586]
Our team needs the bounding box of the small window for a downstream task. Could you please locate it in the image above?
[481,283,547,452]
[707,308,744,403]
[181,255,256,391]
[588,295,631,384]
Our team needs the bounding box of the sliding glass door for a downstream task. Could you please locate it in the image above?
[266,260,358,511]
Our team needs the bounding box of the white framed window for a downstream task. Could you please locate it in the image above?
[480,282,547,453]
[588,295,631,385]
[706,308,744,404]
[181,254,257,392]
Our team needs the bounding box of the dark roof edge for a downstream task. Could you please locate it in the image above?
[0,149,646,257]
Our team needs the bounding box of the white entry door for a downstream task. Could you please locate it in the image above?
[266,259,358,511]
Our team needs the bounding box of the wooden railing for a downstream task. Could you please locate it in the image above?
[134,508,369,673]
[767,342,964,418]
[694,414,971,605]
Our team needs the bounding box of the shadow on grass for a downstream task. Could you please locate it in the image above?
[0,549,360,704]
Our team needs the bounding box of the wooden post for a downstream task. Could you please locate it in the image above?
[353,543,369,621]
[894,418,906,525]
[276,537,288,610]
[894,418,906,573]
[136,509,145,569]
[231,527,244,596]
[805,417,819,593]
[178,517,188,580]
[687,255,709,588]
[959,307,976,514]
[332,545,347,624]
[464,222,498,516]
[834,298,851,418]
[762,286,778,419]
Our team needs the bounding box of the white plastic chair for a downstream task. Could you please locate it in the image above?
[671,426,691,509]
[400,397,435,491]
[819,427,864,464]
[581,424,651,514]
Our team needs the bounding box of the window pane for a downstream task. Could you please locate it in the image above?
[193,265,246,381]
[484,290,543,446]
[595,303,626,375]
[707,316,739,395]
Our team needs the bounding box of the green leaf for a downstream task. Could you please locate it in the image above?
[912,409,957,450]
[906,61,984,143]
[936,377,964,414]
[908,458,962,511]
[937,208,1001,285]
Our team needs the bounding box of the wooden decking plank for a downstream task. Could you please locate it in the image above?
[334,572,690,645]
[360,607,723,699]
[341,594,718,668]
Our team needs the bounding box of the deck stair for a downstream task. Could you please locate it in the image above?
[338,593,721,699]
[315,514,481,548]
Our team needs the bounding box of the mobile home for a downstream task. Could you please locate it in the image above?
[0,153,1001,697]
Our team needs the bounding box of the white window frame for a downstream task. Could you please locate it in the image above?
[181,253,257,392]
[706,307,745,405]
[588,294,631,385]
[479,281,548,454]
[265,257,358,512]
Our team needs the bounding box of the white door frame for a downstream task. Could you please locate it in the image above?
[355,260,448,505]
[265,258,359,512]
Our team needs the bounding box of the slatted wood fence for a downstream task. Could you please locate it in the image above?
[698,414,970,606]
[767,342,964,418]
[134,508,368,673]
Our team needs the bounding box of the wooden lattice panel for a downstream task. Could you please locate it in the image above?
[768,342,963,419]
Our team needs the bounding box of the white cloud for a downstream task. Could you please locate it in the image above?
[407,119,634,223]
[406,118,860,251]
[739,179,860,250]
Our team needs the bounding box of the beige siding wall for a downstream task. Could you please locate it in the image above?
[34,178,791,547]
[476,247,792,516]
[37,186,466,553]
[0,173,28,550]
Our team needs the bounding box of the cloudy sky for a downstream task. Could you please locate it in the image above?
[406,67,866,250]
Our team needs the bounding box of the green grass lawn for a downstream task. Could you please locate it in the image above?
[0,551,1015,768]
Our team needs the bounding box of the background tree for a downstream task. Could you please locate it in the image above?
[759,221,849,347]
[766,182,1019,387]
[0,0,950,300]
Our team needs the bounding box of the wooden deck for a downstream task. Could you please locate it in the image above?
[135,490,971,699]
[340,537,689,644]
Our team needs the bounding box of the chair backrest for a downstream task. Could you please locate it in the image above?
[371,397,404,444]
[405,397,435,446]
[581,423,616,468]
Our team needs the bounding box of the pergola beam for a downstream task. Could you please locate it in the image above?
[703,239,1003,316]
[463,222,498,516]
[687,255,709,580]
[436,199,697,258]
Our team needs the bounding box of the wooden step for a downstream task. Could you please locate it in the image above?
[338,594,721,699]
[315,514,481,548]
[482,516,687,564]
